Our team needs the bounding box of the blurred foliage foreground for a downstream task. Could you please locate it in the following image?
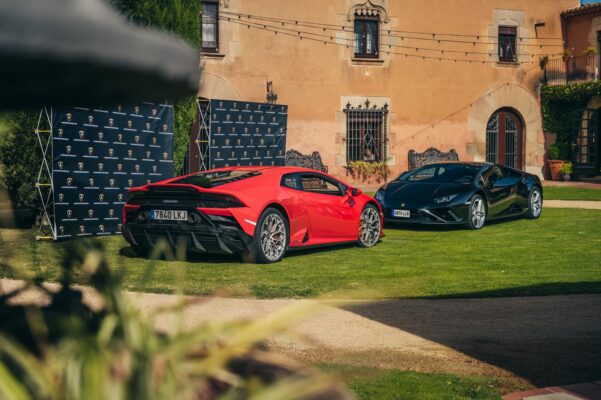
[0,240,351,400]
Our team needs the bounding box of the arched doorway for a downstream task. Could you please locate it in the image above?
[486,108,524,169]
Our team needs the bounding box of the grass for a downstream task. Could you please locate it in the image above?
[321,364,504,400]
[1,208,601,299]
[542,186,601,201]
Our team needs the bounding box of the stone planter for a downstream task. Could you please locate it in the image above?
[561,173,572,182]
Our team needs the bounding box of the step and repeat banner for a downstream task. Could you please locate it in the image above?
[205,100,287,170]
[52,103,174,240]
[188,99,288,172]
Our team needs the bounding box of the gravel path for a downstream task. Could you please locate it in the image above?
[544,200,601,209]
[2,278,600,387]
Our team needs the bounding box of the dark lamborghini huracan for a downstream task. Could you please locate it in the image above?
[374,162,543,229]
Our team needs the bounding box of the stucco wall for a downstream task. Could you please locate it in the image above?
[199,0,578,182]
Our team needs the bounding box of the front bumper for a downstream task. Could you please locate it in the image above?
[382,204,469,225]
[122,213,252,255]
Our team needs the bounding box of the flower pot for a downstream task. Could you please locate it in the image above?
[547,160,564,181]
[561,173,572,182]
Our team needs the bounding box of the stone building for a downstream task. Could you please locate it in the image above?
[197,0,578,182]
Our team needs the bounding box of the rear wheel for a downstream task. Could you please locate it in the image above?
[358,204,381,247]
[525,187,543,219]
[466,195,486,230]
[242,207,289,264]
[131,243,151,257]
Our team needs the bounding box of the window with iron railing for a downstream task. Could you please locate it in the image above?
[354,15,379,58]
[498,26,517,63]
[201,1,219,52]
[344,101,388,163]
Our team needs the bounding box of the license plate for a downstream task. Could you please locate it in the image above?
[151,209,188,221]
[392,209,410,218]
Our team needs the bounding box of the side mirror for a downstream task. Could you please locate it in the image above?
[350,187,362,197]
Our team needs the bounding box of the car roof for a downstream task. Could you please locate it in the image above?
[201,166,326,175]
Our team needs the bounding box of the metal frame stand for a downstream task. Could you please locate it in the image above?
[195,99,211,171]
[35,107,55,241]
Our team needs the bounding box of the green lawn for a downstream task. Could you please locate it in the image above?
[542,186,601,201]
[1,208,600,299]
[321,365,504,400]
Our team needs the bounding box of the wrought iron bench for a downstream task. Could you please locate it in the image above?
[408,147,459,170]
[285,149,328,172]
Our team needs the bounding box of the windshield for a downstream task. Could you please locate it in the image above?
[399,164,481,184]
[173,170,261,188]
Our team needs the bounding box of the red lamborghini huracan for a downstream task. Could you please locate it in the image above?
[122,166,383,263]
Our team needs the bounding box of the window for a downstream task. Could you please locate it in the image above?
[281,174,299,189]
[299,174,343,196]
[483,166,504,187]
[201,1,218,52]
[498,26,517,62]
[354,16,379,58]
[344,100,388,163]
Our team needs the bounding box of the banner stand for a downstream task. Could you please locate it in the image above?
[35,107,56,241]
[195,99,211,171]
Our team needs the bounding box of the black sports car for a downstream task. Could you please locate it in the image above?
[374,162,543,229]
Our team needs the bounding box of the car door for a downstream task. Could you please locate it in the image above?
[298,173,357,238]
[500,166,528,211]
[483,166,513,218]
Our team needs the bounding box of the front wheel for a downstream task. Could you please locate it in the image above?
[242,207,289,264]
[358,204,381,247]
[525,187,543,219]
[466,195,486,230]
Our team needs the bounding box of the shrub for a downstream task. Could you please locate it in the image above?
[547,143,561,160]
[559,161,573,175]
[0,111,43,210]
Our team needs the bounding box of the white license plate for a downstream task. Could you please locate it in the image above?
[151,209,188,221]
[392,209,410,218]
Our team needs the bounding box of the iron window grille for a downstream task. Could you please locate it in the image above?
[344,100,388,163]
[498,26,517,63]
[201,1,219,52]
[354,15,379,58]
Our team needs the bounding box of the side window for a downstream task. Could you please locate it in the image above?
[281,174,299,189]
[485,167,504,186]
[300,174,342,195]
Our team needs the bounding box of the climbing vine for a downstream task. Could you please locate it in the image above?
[541,81,601,159]
[345,161,389,182]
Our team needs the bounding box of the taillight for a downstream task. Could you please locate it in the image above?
[122,204,141,224]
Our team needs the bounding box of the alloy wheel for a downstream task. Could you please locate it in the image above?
[530,189,542,218]
[359,206,381,247]
[471,197,486,229]
[260,213,287,262]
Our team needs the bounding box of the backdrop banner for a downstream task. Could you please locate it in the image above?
[52,103,174,240]
[189,100,287,172]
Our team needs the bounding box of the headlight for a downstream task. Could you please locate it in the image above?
[433,194,458,204]
[374,189,385,203]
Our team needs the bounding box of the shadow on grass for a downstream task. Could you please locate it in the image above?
[345,283,601,387]
[383,214,528,232]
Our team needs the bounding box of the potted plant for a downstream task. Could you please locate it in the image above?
[559,161,574,181]
[547,143,564,181]
[585,47,597,56]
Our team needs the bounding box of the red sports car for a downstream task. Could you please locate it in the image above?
[121,166,383,263]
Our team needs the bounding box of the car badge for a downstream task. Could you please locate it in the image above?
[401,203,406,207]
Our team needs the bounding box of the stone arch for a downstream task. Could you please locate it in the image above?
[467,83,544,177]
[198,71,242,100]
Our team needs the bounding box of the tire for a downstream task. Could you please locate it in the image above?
[358,204,381,247]
[466,194,486,230]
[131,243,151,257]
[241,207,289,264]
[525,186,543,219]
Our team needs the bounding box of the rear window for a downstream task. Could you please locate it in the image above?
[173,170,261,188]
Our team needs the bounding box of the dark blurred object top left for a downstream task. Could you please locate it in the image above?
[0,0,200,110]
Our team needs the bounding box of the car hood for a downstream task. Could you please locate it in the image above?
[382,181,473,208]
